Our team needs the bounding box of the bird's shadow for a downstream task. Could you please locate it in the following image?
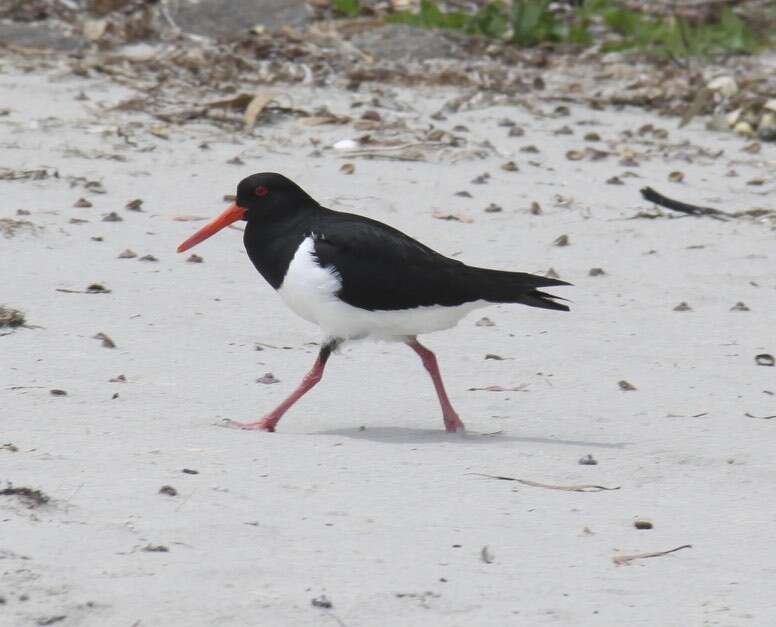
[315,425,628,448]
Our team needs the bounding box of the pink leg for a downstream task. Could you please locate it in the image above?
[233,340,338,432]
[407,338,466,433]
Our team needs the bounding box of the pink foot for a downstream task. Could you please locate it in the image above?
[226,416,278,432]
[444,414,466,433]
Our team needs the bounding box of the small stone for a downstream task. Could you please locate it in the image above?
[566,150,584,161]
[633,519,653,530]
[606,176,623,185]
[578,454,597,465]
[471,173,490,184]
[520,145,539,153]
[74,197,92,208]
[141,544,169,552]
[187,254,204,263]
[50,389,67,396]
[529,201,542,215]
[311,595,332,609]
[668,171,685,183]
[673,302,692,311]
[454,191,472,198]
[497,118,515,127]
[588,267,605,276]
[257,373,280,384]
[475,317,494,327]
[618,380,637,391]
[484,353,503,360]
[227,156,244,165]
[360,110,381,122]
[159,485,177,496]
[500,161,519,172]
[553,234,570,247]
[138,254,158,262]
[584,132,600,141]
[118,249,137,259]
[554,125,573,135]
[484,203,502,213]
[730,302,749,311]
[508,126,525,137]
[480,545,495,563]
[102,212,122,222]
[182,468,199,475]
[125,198,143,211]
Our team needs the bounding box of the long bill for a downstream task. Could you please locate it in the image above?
[176,203,247,253]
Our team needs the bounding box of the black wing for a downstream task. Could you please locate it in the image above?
[311,209,569,312]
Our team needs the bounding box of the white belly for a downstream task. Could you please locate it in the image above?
[277,237,487,341]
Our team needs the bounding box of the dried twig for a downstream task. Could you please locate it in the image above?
[469,473,620,492]
[613,544,692,566]
[640,187,732,221]
[745,412,776,420]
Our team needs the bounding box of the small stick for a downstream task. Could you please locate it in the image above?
[469,473,620,492]
[613,544,692,566]
[640,187,732,221]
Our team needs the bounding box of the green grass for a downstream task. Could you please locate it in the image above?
[383,0,765,58]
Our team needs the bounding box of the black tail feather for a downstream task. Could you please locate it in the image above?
[472,268,571,311]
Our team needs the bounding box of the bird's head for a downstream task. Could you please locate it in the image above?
[176,172,316,253]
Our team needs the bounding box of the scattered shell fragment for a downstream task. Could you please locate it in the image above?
[74,197,92,208]
[579,454,598,465]
[340,163,355,175]
[93,332,116,348]
[118,249,137,259]
[673,302,692,312]
[333,139,358,151]
[730,302,750,311]
[588,267,606,276]
[187,254,204,263]
[634,520,653,530]
[618,380,637,391]
[257,373,280,384]
[553,234,570,247]
[668,171,684,183]
[102,212,122,222]
[755,354,774,367]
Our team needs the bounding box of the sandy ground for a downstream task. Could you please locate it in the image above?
[2,60,776,627]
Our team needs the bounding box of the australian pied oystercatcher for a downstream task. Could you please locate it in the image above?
[177,173,569,433]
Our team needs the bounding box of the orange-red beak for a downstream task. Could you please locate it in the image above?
[177,203,247,253]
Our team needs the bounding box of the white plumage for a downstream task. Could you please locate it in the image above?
[277,237,487,341]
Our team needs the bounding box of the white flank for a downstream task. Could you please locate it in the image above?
[277,237,488,341]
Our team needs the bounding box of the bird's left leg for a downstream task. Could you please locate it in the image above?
[406,338,466,433]
[233,337,342,432]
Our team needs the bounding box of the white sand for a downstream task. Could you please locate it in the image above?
[3,62,775,626]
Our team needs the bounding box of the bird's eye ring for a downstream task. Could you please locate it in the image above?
[255,185,269,197]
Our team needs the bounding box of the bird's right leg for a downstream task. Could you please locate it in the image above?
[233,337,341,432]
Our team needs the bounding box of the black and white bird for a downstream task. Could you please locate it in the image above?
[177,173,570,433]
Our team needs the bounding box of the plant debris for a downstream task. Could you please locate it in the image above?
[311,595,333,609]
[613,544,691,566]
[578,454,598,465]
[141,544,169,552]
[618,380,637,391]
[469,473,620,492]
[159,485,177,496]
[0,306,25,328]
[1,484,50,507]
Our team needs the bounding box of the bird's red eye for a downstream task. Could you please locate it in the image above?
[255,185,269,197]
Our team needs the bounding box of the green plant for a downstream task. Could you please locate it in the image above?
[333,0,360,18]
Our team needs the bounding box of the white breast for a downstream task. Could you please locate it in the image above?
[277,236,488,341]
